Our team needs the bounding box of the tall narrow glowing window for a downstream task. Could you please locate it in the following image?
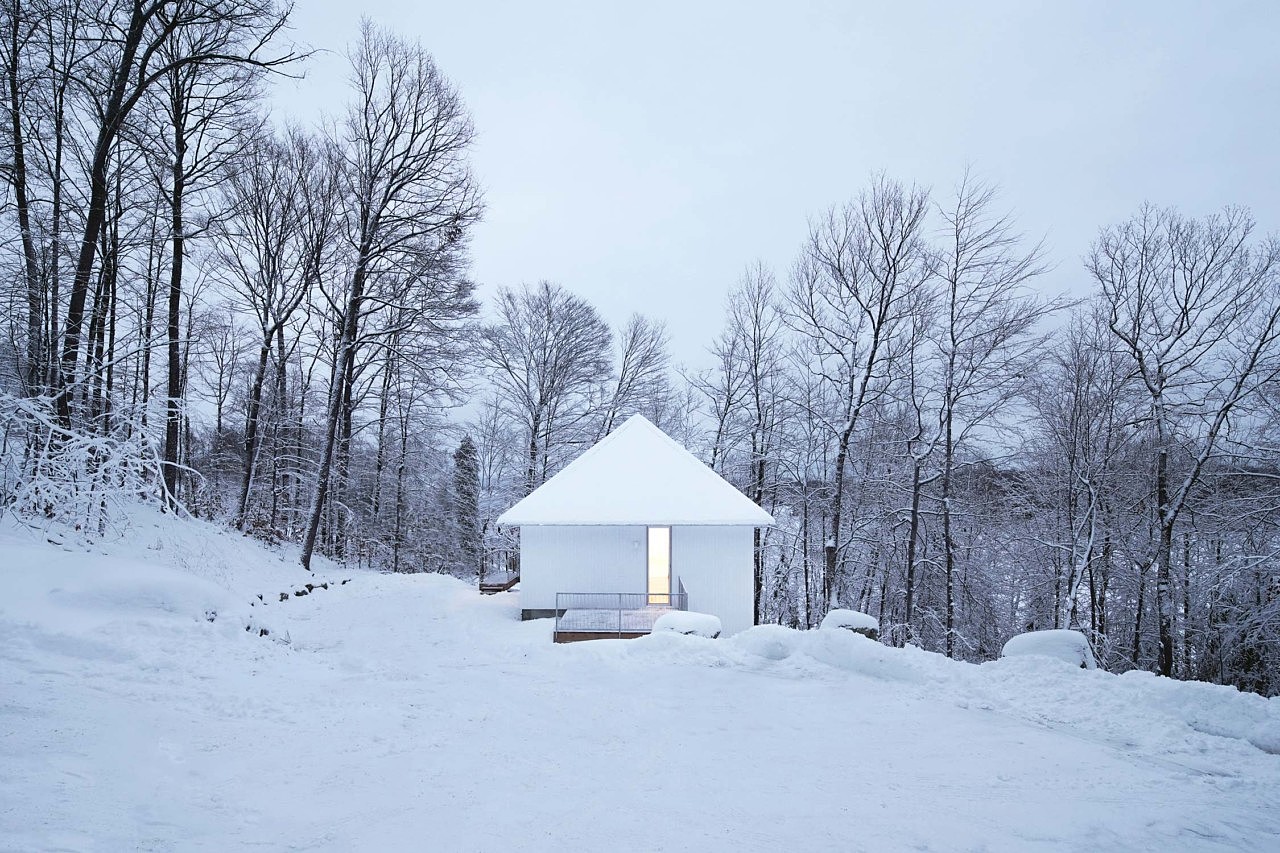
[647,526,671,605]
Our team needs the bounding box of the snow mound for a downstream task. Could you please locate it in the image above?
[731,624,803,660]
[1001,629,1097,669]
[12,502,344,595]
[804,628,932,684]
[0,507,336,650]
[652,610,721,638]
[1111,668,1280,755]
[625,619,1280,761]
[631,622,929,681]
[979,655,1280,757]
[819,608,880,636]
[1,536,287,645]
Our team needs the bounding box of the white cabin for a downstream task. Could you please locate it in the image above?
[497,415,774,638]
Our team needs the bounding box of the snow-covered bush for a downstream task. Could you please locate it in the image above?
[819,608,879,640]
[1,392,167,536]
[652,611,721,639]
[1001,629,1097,669]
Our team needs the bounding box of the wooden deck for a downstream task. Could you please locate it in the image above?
[552,606,674,643]
[554,630,652,643]
[479,572,519,594]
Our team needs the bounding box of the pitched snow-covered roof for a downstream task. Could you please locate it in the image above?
[496,415,774,527]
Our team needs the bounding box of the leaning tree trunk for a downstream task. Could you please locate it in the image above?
[56,5,147,428]
[301,256,368,571]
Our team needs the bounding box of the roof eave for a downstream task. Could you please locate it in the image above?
[497,518,775,527]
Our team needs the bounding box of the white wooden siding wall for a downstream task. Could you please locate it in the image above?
[672,526,754,637]
[519,525,647,611]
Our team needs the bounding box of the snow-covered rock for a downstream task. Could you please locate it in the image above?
[819,608,879,639]
[652,610,721,638]
[1000,629,1097,669]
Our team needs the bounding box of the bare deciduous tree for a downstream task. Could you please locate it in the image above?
[1090,204,1280,677]
[212,130,321,528]
[596,313,669,439]
[929,173,1051,656]
[54,0,297,430]
[480,281,611,496]
[786,175,931,612]
[300,20,481,570]
[147,22,267,506]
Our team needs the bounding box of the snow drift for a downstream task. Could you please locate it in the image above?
[2,509,1278,851]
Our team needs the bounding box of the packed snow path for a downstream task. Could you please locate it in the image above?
[2,519,1278,851]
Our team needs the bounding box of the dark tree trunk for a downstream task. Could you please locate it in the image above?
[163,98,187,507]
[56,4,149,427]
[1133,561,1145,666]
[1155,440,1174,676]
[942,418,956,659]
[825,416,855,611]
[903,459,923,645]
[235,341,272,529]
[1182,531,1193,679]
[800,496,811,628]
[5,6,44,395]
[370,351,394,520]
[751,440,765,625]
[526,410,542,496]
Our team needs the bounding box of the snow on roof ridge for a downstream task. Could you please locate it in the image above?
[497,413,774,526]
[533,413,651,482]
[626,414,764,498]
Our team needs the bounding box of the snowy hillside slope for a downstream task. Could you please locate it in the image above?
[2,513,1278,852]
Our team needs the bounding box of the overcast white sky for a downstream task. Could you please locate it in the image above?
[274,1,1280,369]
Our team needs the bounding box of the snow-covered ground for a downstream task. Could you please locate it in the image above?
[2,510,1278,852]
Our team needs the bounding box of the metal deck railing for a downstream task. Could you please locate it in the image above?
[554,586,688,640]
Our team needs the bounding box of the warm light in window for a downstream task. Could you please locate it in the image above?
[648,527,670,605]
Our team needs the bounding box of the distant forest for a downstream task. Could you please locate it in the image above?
[2,1,1277,695]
